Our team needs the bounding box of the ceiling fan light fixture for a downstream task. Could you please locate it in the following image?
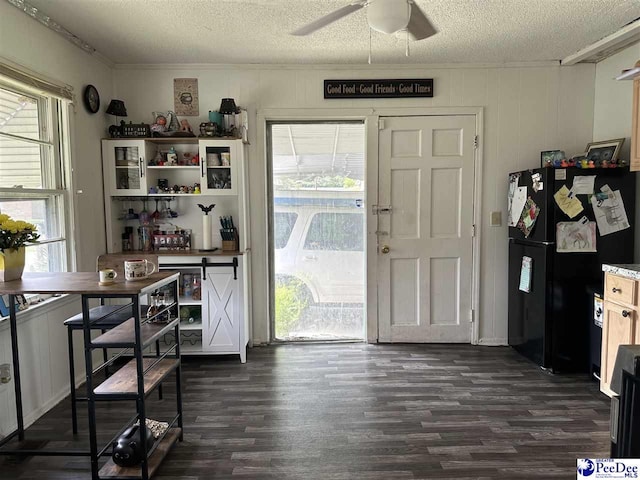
[367,0,411,34]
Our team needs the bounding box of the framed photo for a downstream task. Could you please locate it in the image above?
[0,295,28,317]
[16,294,29,311]
[541,150,564,167]
[585,138,625,164]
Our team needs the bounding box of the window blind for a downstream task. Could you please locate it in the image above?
[0,59,73,101]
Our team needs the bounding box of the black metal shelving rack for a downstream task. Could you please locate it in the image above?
[83,273,183,480]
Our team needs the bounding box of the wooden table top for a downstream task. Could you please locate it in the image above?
[0,271,179,295]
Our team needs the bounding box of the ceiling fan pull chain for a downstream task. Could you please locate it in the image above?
[368,27,372,64]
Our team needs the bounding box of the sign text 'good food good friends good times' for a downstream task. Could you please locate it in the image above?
[324,79,434,99]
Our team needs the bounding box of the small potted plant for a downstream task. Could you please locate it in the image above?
[0,213,39,282]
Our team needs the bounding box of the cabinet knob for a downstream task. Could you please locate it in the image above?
[623,310,631,318]
[613,287,621,293]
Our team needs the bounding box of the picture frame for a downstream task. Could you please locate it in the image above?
[541,150,564,167]
[0,294,28,317]
[585,138,625,164]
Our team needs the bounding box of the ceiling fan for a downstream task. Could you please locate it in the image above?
[291,0,437,41]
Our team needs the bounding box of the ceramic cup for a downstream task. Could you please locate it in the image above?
[207,153,221,167]
[124,259,156,282]
[98,268,118,285]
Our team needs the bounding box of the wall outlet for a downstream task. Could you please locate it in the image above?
[490,211,502,227]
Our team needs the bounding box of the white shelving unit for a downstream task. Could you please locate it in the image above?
[101,137,251,362]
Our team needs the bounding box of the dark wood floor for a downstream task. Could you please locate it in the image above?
[0,344,611,479]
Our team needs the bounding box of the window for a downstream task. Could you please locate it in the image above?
[0,82,71,273]
[274,212,297,249]
[303,213,364,251]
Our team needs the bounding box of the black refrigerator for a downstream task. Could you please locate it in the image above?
[508,167,635,373]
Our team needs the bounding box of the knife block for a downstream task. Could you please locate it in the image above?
[222,229,238,251]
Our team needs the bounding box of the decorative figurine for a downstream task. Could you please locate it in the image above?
[166,147,178,165]
[151,114,167,133]
[180,119,193,133]
[167,110,180,132]
[194,184,201,194]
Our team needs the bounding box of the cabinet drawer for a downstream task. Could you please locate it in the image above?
[605,273,637,306]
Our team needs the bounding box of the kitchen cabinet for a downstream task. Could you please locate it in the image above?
[198,139,241,195]
[156,254,248,362]
[102,139,148,196]
[601,267,640,396]
[102,138,249,252]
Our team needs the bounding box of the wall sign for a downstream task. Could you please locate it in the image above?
[324,79,433,99]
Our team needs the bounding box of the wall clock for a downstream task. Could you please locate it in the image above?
[83,84,100,114]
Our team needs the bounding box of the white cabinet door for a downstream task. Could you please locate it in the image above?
[201,263,241,354]
[102,139,148,196]
[199,140,240,195]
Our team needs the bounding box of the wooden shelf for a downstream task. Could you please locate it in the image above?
[99,427,181,479]
[94,358,178,397]
[147,166,200,170]
[92,318,178,348]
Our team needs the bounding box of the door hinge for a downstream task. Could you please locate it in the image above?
[379,118,385,130]
[474,135,479,149]
[469,309,475,323]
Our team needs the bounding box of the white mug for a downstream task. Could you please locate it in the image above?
[124,259,156,281]
[99,268,118,285]
[207,153,221,167]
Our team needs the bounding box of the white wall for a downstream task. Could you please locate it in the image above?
[0,297,84,436]
[0,2,113,435]
[593,43,640,260]
[0,1,113,272]
[115,63,596,345]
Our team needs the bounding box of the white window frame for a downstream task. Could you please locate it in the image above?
[0,81,73,274]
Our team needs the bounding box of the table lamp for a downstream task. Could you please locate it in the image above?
[219,98,237,136]
[106,99,128,137]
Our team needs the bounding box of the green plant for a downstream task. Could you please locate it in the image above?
[274,278,309,337]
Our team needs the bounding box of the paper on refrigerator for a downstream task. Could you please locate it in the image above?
[507,174,522,227]
[509,186,527,227]
[554,185,584,218]
[570,175,596,195]
[590,187,630,236]
[556,220,596,253]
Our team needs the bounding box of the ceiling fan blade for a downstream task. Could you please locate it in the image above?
[406,2,437,41]
[291,2,365,36]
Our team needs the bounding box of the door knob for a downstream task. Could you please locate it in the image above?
[381,245,390,254]
[623,310,631,318]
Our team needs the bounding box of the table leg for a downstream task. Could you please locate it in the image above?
[9,294,25,441]
[82,295,99,480]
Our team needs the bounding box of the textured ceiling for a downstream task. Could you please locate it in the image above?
[23,0,640,65]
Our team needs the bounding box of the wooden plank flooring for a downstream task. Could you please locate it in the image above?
[0,344,611,479]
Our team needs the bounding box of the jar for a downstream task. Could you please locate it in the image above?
[147,293,159,322]
[192,275,201,301]
[138,225,154,252]
[122,233,131,252]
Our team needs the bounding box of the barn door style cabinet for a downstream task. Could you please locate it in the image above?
[101,138,251,362]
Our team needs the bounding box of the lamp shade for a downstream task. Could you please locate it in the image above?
[106,100,127,117]
[219,98,237,114]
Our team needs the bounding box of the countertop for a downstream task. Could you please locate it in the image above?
[602,264,640,281]
[0,271,179,295]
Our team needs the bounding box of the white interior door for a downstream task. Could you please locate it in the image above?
[377,115,476,343]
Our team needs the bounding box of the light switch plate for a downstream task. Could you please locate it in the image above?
[490,211,502,227]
